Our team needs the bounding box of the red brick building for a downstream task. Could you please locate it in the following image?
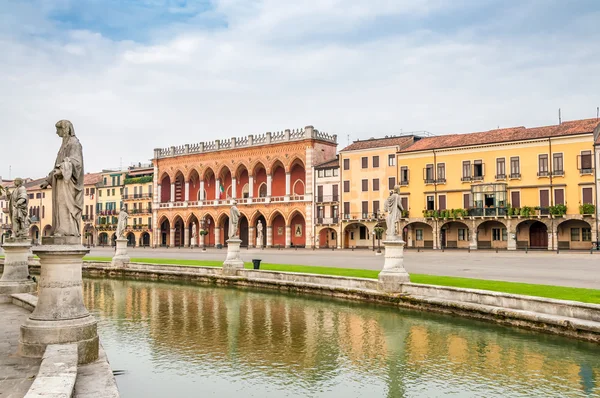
[153,126,337,248]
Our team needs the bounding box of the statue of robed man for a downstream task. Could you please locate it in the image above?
[8,178,29,239]
[229,200,240,238]
[116,208,129,239]
[40,120,84,237]
[385,186,404,239]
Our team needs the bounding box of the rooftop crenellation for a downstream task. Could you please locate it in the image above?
[154,125,337,159]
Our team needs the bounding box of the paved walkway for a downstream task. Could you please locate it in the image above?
[0,303,40,398]
[83,247,600,289]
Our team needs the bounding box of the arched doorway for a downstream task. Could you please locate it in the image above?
[318,228,337,248]
[30,225,40,244]
[404,222,434,248]
[126,232,136,247]
[477,220,507,249]
[439,221,470,249]
[160,174,171,203]
[83,224,95,247]
[253,162,267,198]
[271,161,286,197]
[529,221,548,249]
[343,223,370,248]
[173,216,184,247]
[239,216,249,247]
[99,232,109,246]
[556,219,593,250]
[42,225,52,237]
[271,212,285,247]
[289,212,306,247]
[160,218,170,247]
[219,214,230,247]
[140,232,151,247]
[253,213,267,247]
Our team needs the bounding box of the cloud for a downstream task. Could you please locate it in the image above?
[0,0,599,179]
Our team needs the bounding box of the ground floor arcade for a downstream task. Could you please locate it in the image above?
[397,216,597,251]
[154,203,313,248]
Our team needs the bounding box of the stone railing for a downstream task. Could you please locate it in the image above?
[154,125,337,159]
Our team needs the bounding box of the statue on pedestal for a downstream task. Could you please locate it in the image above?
[40,120,84,237]
[229,200,240,238]
[8,178,30,239]
[116,207,129,239]
[385,185,404,239]
[256,220,264,246]
[191,222,197,246]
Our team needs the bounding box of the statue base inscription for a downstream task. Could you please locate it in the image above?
[0,239,36,297]
[378,238,410,293]
[112,238,130,268]
[19,241,99,364]
[223,238,244,276]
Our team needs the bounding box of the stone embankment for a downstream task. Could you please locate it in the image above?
[75,260,600,343]
[1,293,119,398]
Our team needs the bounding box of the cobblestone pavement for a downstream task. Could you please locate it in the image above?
[83,247,600,289]
[0,303,40,398]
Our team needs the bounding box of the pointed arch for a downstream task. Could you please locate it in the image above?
[250,210,266,226]
[287,156,306,173]
[250,160,267,177]
[268,209,285,225]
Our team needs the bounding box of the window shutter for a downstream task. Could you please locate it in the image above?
[511,191,520,208]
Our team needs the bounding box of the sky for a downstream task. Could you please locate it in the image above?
[1,0,600,178]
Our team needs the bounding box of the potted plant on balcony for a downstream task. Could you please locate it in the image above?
[549,204,567,218]
[579,203,595,217]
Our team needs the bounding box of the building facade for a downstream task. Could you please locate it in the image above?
[96,170,127,246]
[25,178,52,244]
[397,118,600,250]
[153,126,337,249]
[82,173,101,246]
[314,157,340,248]
[123,164,154,247]
[338,136,418,248]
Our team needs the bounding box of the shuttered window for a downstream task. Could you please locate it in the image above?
[511,191,520,208]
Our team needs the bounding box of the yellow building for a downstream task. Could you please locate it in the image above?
[82,172,102,246]
[122,164,154,247]
[397,118,600,250]
[339,136,418,248]
[96,169,127,246]
[24,178,52,244]
[314,157,340,248]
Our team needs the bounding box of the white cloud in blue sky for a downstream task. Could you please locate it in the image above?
[1,0,599,177]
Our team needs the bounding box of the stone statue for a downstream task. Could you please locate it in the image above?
[256,220,264,245]
[8,178,29,239]
[40,120,84,237]
[385,185,404,239]
[191,222,197,239]
[229,200,240,238]
[116,207,129,239]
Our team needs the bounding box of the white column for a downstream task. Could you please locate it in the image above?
[170,183,175,202]
[157,184,162,203]
[215,227,221,246]
[199,180,205,200]
[285,172,291,196]
[215,178,220,200]
[285,225,291,248]
[249,176,254,198]
[232,177,237,199]
[469,221,478,250]
[184,226,190,248]
[266,226,273,248]
[184,181,190,202]
[169,228,175,247]
[267,175,272,197]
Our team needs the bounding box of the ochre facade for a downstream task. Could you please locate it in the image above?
[153,126,337,248]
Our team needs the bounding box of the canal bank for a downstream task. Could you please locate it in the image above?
[71,261,600,343]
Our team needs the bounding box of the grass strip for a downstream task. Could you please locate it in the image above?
[81,256,600,304]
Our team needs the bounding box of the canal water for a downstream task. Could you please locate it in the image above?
[83,277,600,398]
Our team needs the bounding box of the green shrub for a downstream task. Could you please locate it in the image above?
[579,203,595,215]
[124,176,153,185]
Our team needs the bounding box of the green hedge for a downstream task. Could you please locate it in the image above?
[124,176,153,185]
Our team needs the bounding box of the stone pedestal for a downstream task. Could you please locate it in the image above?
[378,238,410,293]
[223,238,244,276]
[19,237,99,364]
[191,236,197,248]
[111,238,130,268]
[0,238,37,296]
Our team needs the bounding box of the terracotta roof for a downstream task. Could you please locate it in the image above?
[23,177,47,189]
[401,118,600,153]
[84,172,103,185]
[315,157,339,169]
[340,135,418,152]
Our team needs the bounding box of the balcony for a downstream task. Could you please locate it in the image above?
[468,207,508,217]
[98,210,119,216]
[436,178,446,184]
[316,195,339,203]
[123,193,153,200]
[316,217,339,225]
[495,174,506,180]
[461,176,472,182]
[424,178,435,184]
[580,168,594,175]
[552,170,564,176]
[342,212,384,221]
[537,171,549,177]
[400,180,409,186]
[509,173,521,179]
[129,208,152,215]
[471,175,484,182]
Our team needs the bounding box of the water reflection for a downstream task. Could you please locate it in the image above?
[83,278,600,398]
